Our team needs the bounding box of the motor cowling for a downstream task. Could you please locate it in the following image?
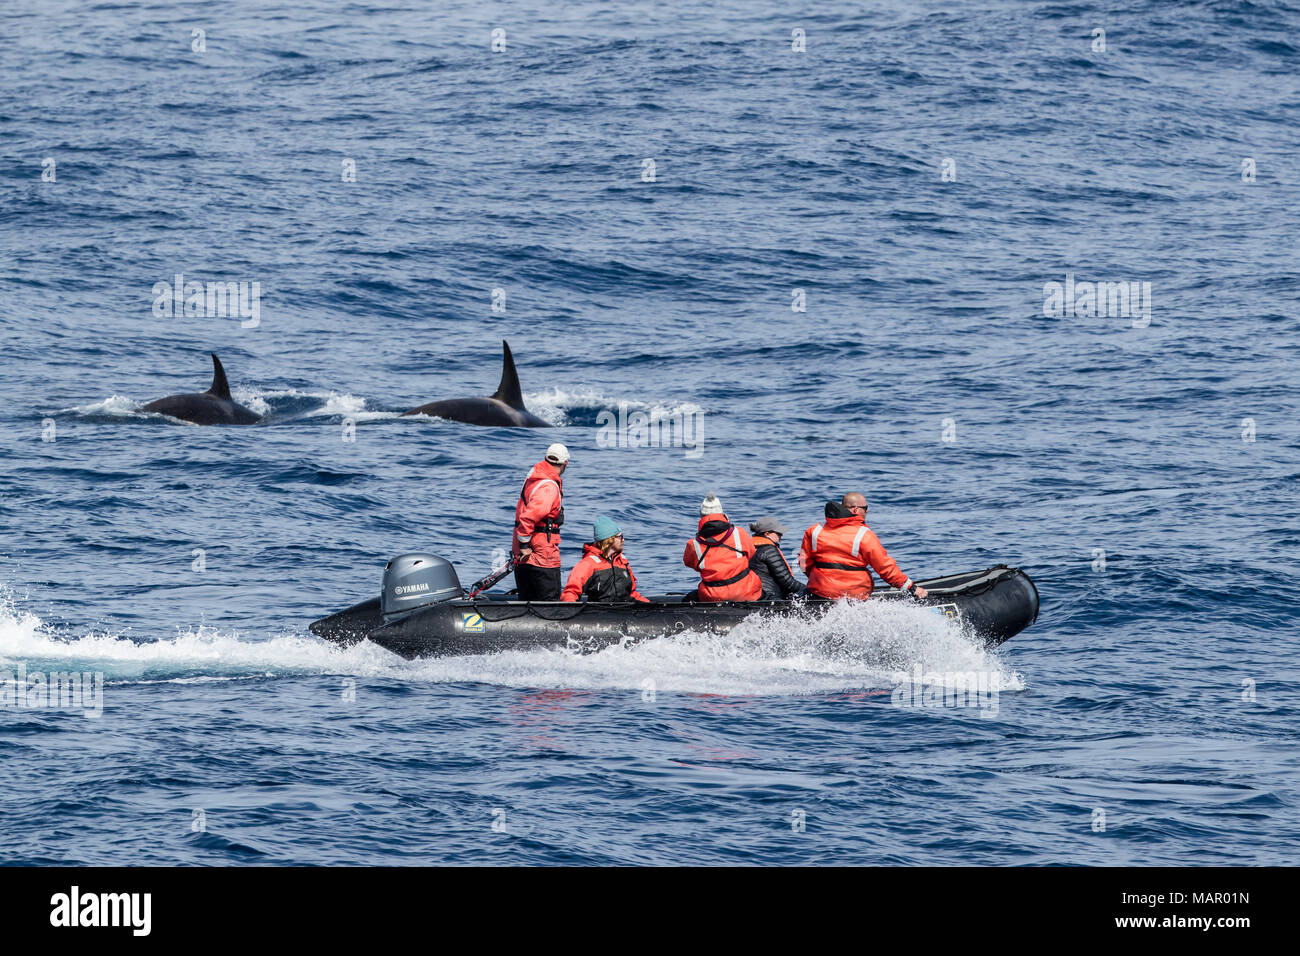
[382,553,463,621]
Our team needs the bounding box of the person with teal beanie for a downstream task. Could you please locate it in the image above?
[561,515,650,603]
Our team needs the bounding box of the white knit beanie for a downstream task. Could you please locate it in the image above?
[700,492,724,516]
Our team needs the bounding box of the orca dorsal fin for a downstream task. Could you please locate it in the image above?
[207,353,232,399]
[490,340,526,410]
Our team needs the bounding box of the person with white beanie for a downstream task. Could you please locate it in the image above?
[682,492,763,602]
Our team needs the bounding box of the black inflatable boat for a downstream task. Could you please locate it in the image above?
[309,553,1039,660]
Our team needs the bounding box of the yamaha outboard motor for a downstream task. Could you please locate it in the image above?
[381,553,463,622]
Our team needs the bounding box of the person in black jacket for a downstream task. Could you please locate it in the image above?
[748,516,804,599]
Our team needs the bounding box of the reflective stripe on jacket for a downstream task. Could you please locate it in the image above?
[683,513,762,602]
[797,515,912,599]
[513,460,564,568]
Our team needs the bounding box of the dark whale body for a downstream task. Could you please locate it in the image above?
[402,340,550,428]
[140,354,261,425]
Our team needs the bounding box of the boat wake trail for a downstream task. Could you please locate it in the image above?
[0,597,393,683]
[1,595,1021,697]
[399,599,1024,696]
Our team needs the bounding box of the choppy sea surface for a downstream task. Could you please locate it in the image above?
[1,0,1298,865]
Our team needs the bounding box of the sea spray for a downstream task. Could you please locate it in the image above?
[0,595,1022,698]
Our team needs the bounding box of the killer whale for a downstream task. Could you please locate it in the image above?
[402,340,550,427]
[139,353,261,425]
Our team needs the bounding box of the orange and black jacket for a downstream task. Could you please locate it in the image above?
[750,535,802,598]
[561,543,649,603]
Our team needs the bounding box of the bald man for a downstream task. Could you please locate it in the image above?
[798,492,929,600]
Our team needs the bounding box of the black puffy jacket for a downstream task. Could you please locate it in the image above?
[749,536,802,599]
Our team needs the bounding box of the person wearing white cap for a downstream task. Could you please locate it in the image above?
[512,443,570,600]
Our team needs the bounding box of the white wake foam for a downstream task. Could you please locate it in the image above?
[0,594,1021,697]
[60,395,146,417]
[396,598,1023,696]
[523,387,705,427]
[230,387,395,421]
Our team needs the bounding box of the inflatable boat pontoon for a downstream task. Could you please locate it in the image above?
[309,554,1039,659]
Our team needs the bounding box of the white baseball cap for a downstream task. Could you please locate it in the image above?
[545,443,570,464]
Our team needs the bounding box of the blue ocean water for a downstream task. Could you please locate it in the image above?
[1,0,1298,865]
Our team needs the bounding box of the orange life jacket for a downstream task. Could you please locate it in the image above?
[513,460,564,568]
[799,515,912,599]
[683,513,762,602]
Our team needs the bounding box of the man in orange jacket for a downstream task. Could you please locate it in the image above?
[683,493,763,602]
[512,443,569,601]
[798,492,929,600]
